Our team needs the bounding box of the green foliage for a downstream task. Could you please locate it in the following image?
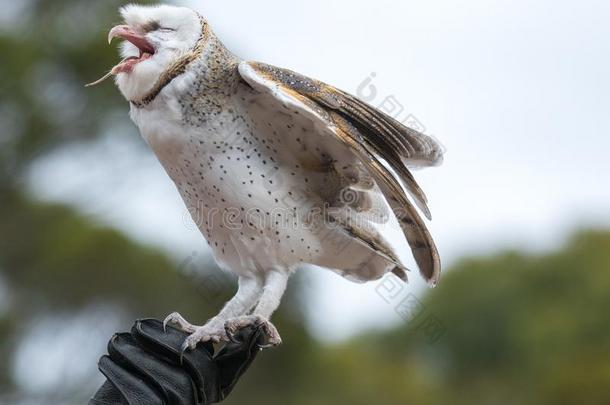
[0,189,314,402]
[0,0,157,188]
[2,190,609,403]
[365,232,610,405]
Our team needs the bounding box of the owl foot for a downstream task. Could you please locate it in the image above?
[162,312,198,334]
[181,320,230,352]
[224,315,282,347]
[163,312,230,353]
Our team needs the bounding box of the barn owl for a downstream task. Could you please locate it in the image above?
[91,4,443,350]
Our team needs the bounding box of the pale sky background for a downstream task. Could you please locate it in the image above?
[28,0,610,341]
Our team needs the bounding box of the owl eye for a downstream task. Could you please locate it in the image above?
[159,27,176,33]
[142,21,161,32]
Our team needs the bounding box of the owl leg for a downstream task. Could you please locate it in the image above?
[167,275,263,350]
[225,269,288,347]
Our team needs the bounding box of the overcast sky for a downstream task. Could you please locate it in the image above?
[29,0,610,341]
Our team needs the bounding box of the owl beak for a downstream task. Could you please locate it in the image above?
[108,25,155,55]
[85,25,156,87]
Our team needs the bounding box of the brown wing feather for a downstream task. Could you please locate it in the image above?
[244,62,442,219]
[330,112,441,285]
[238,61,441,285]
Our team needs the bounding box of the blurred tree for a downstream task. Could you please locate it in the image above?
[2,175,610,404]
[1,0,609,404]
[0,189,314,403]
[0,0,157,191]
[363,231,610,405]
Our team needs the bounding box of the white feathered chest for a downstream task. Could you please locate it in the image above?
[130,68,389,280]
[124,25,443,288]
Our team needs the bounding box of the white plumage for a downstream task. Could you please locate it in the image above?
[97,4,443,349]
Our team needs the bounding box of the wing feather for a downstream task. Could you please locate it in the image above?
[241,62,443,219]
[238,61,441,285]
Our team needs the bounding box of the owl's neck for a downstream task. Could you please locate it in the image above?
[131,22,240,108]
[191,33,241,94]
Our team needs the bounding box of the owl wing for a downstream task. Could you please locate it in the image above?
[238,61,442,285]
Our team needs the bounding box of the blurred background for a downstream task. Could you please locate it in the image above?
[1,0,609,403]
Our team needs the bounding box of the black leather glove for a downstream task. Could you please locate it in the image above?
[90,319,266,405]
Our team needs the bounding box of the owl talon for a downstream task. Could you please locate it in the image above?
[225,328,241,344]
[224,316,282,347]
[180,323,230,351]
[163,312,198,334]
[179,341,189,364]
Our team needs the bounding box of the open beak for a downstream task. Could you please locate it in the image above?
[86,25,155,87]
[107,25,155,55]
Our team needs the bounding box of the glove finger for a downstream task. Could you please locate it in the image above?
[132,319,219,403]
[89,381,123,405]
[214,324,267,399]
[132,319,214,358]
[98,355,164,405]
[108,333,197,405]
